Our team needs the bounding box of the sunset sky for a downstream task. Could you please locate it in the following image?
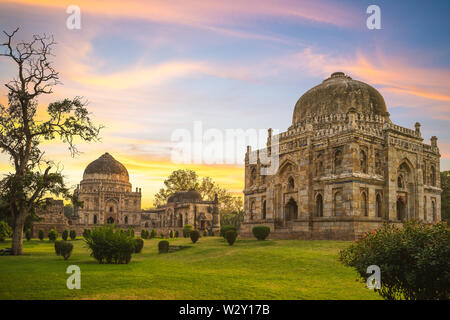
[0,0,449,207]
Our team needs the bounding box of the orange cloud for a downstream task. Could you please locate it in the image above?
[3,0,357,29]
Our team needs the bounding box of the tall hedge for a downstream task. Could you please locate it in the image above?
[84,225,135,264]
[69,229,76,240]
[224,230,237,246]
[158,240,169,253]
[54,241,73,260]
[190,230,200,243]
[183,224,193,237]
[38,229,44,241]
[220,225,237,237]
[62,229,69,241]
[339,221,450,300]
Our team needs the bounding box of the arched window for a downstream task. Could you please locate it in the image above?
[250,201,256,220]
[432,201,436,221]
[109,206,113,212]
[124,216,128,224]
[334,149,343,173]
[93,215,98,224]
[316,194,323,217]
[333,191,343,216]
[397,175,404,188]
[430,166,436,186]
[423,162,427,184]
[376,194,382,218]
[360,150,367,174]
[360,192,368,216]
[288,176,295,190]
[424,196,427,221]
[316,153,323,176]
[250,167,257,185]
[262,200,266,219]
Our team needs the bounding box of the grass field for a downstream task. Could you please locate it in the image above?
[0,237,381,300]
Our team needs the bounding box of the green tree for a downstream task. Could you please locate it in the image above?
[441,171,450,221]
[0,29,101,255]
[63,203,73,219]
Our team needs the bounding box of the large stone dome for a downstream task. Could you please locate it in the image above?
[167,189,202,204]
[83,152,129,182]
[292,72,388,124]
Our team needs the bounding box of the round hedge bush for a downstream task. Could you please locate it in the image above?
[252,226,270,240]
[70,229,76,240]
[224,230,237,246]
[38,229,44,241]
[25,229,32,241]
[158,240,169,253]
[62,229,69,241]
[134,238,144,253]
[190,230,200,243]
[48,229,58,241]
[54,241,73,260]
[220,225,237,237]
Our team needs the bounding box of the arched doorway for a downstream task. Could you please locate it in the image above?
[285,198,298,221]
[397,197,406,221]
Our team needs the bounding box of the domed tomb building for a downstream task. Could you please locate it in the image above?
[72,153,142,228]
[142,189,220,233]
[242,72,442,240]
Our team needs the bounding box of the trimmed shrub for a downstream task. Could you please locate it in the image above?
[48,229,58,241]
[339,221,450,300]
[252,226,270,240]
[0,221,12,241]
[211,230,215,237]
[190,230,200,243]
[25,229,32,241]
[169,230,174,238]
[82,229,91,239]
[62,229,69,241]
[54,241,73,260]
[160,232,165,239]
[203,230,208,237]
[127,228,135,237]
[224,230,237,246]
[150,229,157,238]
[70,229,76,240]
[38,229,44,241]
[175,230,179,238]
[84,225,135,264]
[220,225,237,237]
[141,229,149,239]
[134,238,144,253]
[158,240,169,253]
[183,224,193,237]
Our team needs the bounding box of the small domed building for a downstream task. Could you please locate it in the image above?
[72,152,142,228]
[142,189,220,233]
[242,72,442,240]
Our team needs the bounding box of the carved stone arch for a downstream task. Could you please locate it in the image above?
[278,158,297,177]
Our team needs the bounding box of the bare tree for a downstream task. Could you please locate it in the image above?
[0,28,102,255]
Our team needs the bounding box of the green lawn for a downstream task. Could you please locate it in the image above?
[0,237,381,300]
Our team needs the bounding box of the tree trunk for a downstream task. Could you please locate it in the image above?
[11,213,26,255]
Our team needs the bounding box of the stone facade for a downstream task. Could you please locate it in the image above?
[142,190,220,234]
[242,72,442,240]
[71,152,142,232]
[32,199,68,237]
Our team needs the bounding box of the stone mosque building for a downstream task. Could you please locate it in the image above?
[71,152,143,227]
[241,72,442,240]
[65,152,219,234]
